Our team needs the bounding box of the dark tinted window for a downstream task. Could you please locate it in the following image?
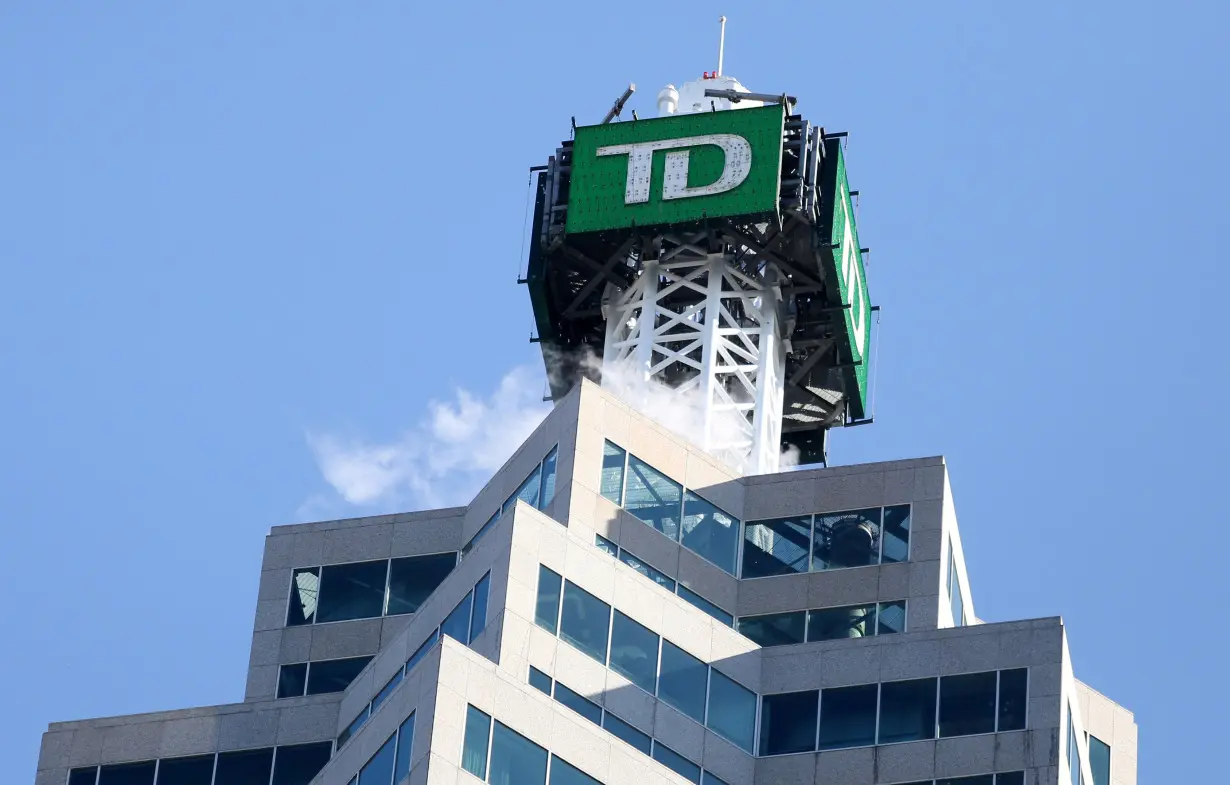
[658,641,707,723]
[818,684,878,750]
[540,447,559,509]
[470,572,491,642]
[461,706,491,780]
[555,682,603,725]
[624,456,682,540]
[997,773,1026,785]
[759,690,818,755]
[69,769,98,785]
[877,600,907,635]
[603,713,652,754]
[463,513,499,556]
[881,505,911,563]
[358,734,395,785]
[307,656,373,695]
[214,748,274,785]
[317,560,388,623]
[277,662,308,698]
[371,670,403,712]
[393,713,415,785]
[939,671,997,737]
[337,706,369,748]
[879,678,937,744]
[272,742,333,785]
[559,581,611,663]
[529,666,553,695]
[739,611,806,647]
[808,605,876,641]
[287,567,320,626]
[701,774,729,785]
[1089,735,1111,785]
[619,550,676,591]
[549,756,601,785]
[386,553,455,616]
[99,761,156,785]
[998,668,1028,731]
[937,778,994,785]
[813,508,881,570]
[490,721,548,785]
[651,743,701,784]
[609,610,659,693]
[680,492,739,574]
[535,566,562,634]
[742,517,811,577]
[504,464,543,514]
[677,585,733,626]
[600,441,627,504]
[156,755,214,785]
[406,630,439,673]
[707,669,756,753]
[441,591,474,642]
[595,534,618,556]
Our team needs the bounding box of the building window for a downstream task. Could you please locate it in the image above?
[386,553,457,616]
[550,756,601,785]
[216,748,275,785]
[652,743,701,784]
[392,713,416,785]
[98,761,157,785]
[462,705,602,785]
[742,516,811,578]
[618,549,675,590]
[541,446,559,509]
[997,669,1028,731]
[504,463,544,515]
[555,682,603,725]
[441,592,474,643]
[603,712,652,754]
[879,678,938,744]
[277,662,308,698]
[306,656,374,696]
[939,671,997,737]
[491,720,549,785]
[624,456,683,540]
[877,601,907,635]
[949,545,965,627]
[273,742,333,785]
[807,604,876,641]
[535,566,563,634]
[461,706,492,780]
[337,706,370,749]
[70,744,334,785]
[529,666,553,695]
[658,640,708,723]
[818,683,878,750]
[759,690,818,755]
[559,581,612,663]
[737,611,806,647]
[155,755,214,785]
[1088,734,1111,785]
[676,585,734,626]
[609,610,659,693]
[600,441,627,504]
[681,491,739,574]
[814,508,882,570]
[706,669,756,753]
[592,537,735,626]
[287,567,320,626]
[316,560,388,623]
[358,734,395,785]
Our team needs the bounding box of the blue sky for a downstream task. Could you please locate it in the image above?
[2,2,1225,780]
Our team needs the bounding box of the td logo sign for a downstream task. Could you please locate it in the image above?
[565,104,785,234]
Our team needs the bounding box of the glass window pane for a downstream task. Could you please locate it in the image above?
[600,441,626,504]
[624,456,683,540]
[490,721,548,785]
[998,668,1028,731]
[529,666,553,695]
[813,509,882,570]
[609,611,659,693]
[739,611,806,647]
[742,517,811,578]
[462,706,492,780]
[807,605,876,642]
[540,448,559,510]
[559,581,611,663]
[595,534,618,557]
[504,464,544,514]
[358,734,396,785]
[98,761,156,785]
[535,566,563,634]
[277,662,308,698]
[287,567,320,626]
[554,682,603,725]
[214,748,274,785]
[1088,735,1110,785]
[818,684,878,750]
[603,713,652,754]
[877,601,907,635]
[386,553,456,616]
[680,492,739,574]
[337,706,369,748]
[677,585,734,626]
[938,778,994,785]
[441,591,474,642]
[317,560,388,623]
[759,690,818,755]
[273,742,333,785]
[463,512,500,556]
[372,670,403,713]
[879,678,937,744]
[549,756,601,785]
[997,772,1026,785]
[393,713,416,785]
[69,769,98,785]
[156,756,214,785]
[939,671,997,737]
[701,774,729,785]
[651,744,701,785]
[470,572,492,642]
[951,566,965,627]
[881,505,911,563]
[620,550,676,591]
[307,656,373,695]
[658,641,708,723]
[707,669,756,753]
[406,630,439,674]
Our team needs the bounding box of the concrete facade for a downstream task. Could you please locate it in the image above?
[34,380,1136,785]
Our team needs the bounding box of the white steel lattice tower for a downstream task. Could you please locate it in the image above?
[601,249,786,474]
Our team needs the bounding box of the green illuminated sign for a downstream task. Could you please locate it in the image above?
[820,139,872,420]
[566,105,785,234]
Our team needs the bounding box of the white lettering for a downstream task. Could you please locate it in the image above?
[596,134,752,204]
[838,192,868,358]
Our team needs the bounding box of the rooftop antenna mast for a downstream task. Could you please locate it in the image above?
[717,15,727,76]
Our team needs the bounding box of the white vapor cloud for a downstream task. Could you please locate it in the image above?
[304,366,552,512]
